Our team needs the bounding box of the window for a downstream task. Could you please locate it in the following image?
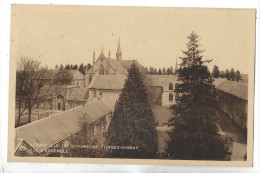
[93,91,96,97]
[169,93,173,101]
[99,64,105,75]
[169,83,173,90]
[99,92,102,98]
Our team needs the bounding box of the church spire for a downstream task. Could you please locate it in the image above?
[116,38,122,60]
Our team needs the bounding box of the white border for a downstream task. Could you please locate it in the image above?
[0,0,259,172]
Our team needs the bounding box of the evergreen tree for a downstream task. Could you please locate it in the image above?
[235,70,241,81]
[153,68,158,75]
[225,69,230,80]
[55,64,59,69]
[73,64,78,70]
[65,64,71,70]
[108,63,158,158]
[149,67,153,74]
[86,63,92,71]
[230,68,236,81]
[78,63,85,74]
[166,68,171,75]
[59,64,64,70]
[158,68,162,75]
[220,70,225,78]
[167,32,229,160]
[169,66,174,75]
[212,65,220,78]
[162,68,166,74]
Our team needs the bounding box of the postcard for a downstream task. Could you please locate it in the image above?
[8,5,255,166]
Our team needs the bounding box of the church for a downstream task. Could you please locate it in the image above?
[85,39,142,87]
[85,39,179,107]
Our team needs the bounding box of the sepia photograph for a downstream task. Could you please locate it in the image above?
[8,5,255,166]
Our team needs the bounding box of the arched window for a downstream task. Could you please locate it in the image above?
[169,83,173,90]
[169,93,173,101]
[99,64,105,75]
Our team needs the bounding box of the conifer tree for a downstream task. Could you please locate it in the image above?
[225,69,230,80]
[212,65,220,78]
[158,68,162,75]
[235,70,241,81]
[167,32,229,160]
[108,63,158,158]
[220,70,225,78]
[230,68,236,81]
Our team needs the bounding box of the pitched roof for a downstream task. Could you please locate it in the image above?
[66,70,84,80]
[15,98,115,153]
[215,80,248,100]
[89,74,127,90]
[44,69,84,80]
[67,87,89,101]
[213,78,227,88]
[144,75,178,87]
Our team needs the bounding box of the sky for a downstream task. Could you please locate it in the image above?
[10,5,256,74]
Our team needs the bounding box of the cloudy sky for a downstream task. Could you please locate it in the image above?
[11,5,255,74]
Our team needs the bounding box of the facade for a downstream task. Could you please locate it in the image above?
[14,98,116,156]
[214,79,248,129]
[84,40,142,87]
[37,70,87,111]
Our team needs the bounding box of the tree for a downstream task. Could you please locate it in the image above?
[59,64,64,70]
[65,64,71,70]
[212,65,220,78]
[162,68,166,74]
[73,64,78,70]
[53,70,73,85]
[86,63,92,71]
[107,63,158,158]
[230,68,236,81]
[55,64,59,69]
[169,66,174,75]
[149,67,154,74]
[16,57,53,125]
[153,68,158,75]
[235,70,241,81]
[220,70,225,78]
[167,32,229,160]
[78,63,85,74]
[225,69,230,80]
[158,68,162,75]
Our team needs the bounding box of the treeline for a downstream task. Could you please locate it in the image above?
[145,66,175,75]
[55,63,92,74]
[212,65,241,81]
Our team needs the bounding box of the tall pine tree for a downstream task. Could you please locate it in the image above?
[107,63,158,158]
[167,32,229,160]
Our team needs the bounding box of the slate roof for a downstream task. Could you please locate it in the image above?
[213,78,227,88]
[144,75,178,88]
[89,74,127,90]
[67,87,89,101]
[15,98,115,153]
[215,80,248,100]
[43,69,84,80]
